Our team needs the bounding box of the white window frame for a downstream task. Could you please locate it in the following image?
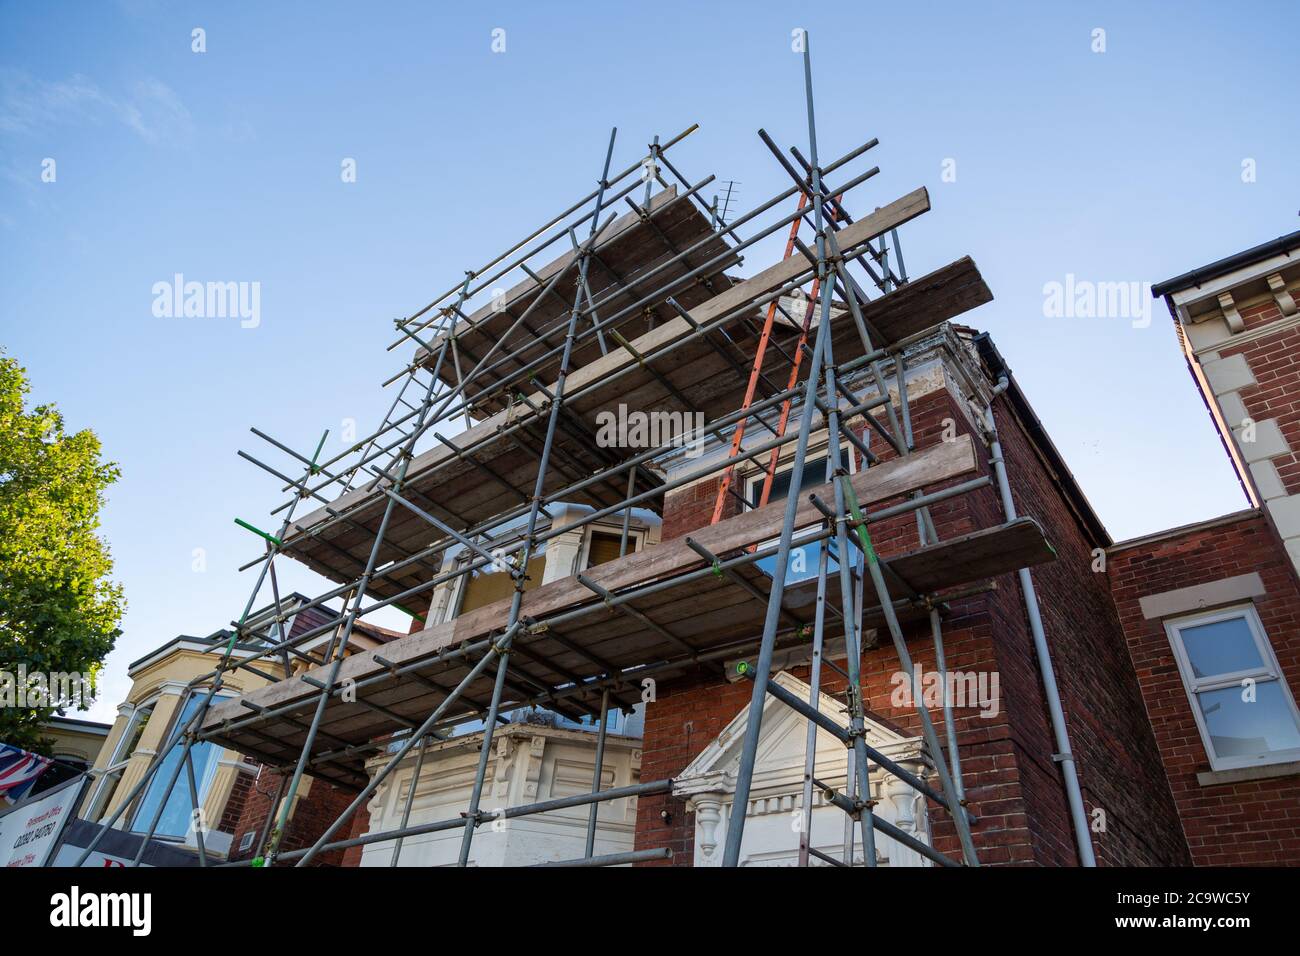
[446,531,544,620]
[743,440,859,568]
[736,441,860,596]
[85,694,160,821]
[445,521,648,621]
[742,438,859,516]
[1164,603,1300,771]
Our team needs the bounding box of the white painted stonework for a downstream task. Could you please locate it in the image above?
[675,671,933,867]
[1174,263,1300,578]
[1250,460,1287,501]
[357,724,641,866]
[1202,353,1256,396]
[1234,418,1290,463]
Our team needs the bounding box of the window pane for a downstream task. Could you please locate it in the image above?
[757,534,844,585]
[132,694,226,838]
[752,455,842,584]
[1197,682,1300,759]
[460,550,546,613]
[763,455,829,506]
[122,704,154,756]
[92,768,125,819]
[1180,616,1263,679]
[586,531,626,569]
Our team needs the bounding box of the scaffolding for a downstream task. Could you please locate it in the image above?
[73,36,1072,869]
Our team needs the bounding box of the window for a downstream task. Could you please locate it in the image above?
[744,448,854,586]
[130,692,228,839]
[86,701,156,821]
[582,528,643,569]
[457,542,548,614]
[453,525,646,617]
[1165,605,1300,771]
[553,707,626,734]
[751,453,834,509]
[239,830,256,852]
[120,703,155,756]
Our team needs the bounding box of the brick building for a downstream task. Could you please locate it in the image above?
[634,325,1187,865]
[185,200,1300,867]
[623,233,1300,867]
[1107,230,1300,865]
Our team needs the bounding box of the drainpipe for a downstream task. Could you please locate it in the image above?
[984,375,1097,867]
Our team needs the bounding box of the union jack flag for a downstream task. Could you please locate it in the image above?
[0,743,53,804]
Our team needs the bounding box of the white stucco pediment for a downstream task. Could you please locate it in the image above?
[673,671,934,867]
[676,671,918,795]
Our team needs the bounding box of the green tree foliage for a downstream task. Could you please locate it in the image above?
[0,351,125,752]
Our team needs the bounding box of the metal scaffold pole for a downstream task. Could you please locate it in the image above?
[90,29,1080,873]
[722,34,844,866]
[456,127,620,868]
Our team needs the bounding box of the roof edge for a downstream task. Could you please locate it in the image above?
[1152,229,1300,298]
[1106,507,1261,554]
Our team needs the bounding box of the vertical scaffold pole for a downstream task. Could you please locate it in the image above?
[797,499,832,866]
[585,688,612,858]
[389,733,430,866]
[722,35,839,867]
[838,474,980,864]
[457,128,620,867]
[820,326,879,867]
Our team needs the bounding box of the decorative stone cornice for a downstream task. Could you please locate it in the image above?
[1216,291,1245,333]
[1267,273,1297,317]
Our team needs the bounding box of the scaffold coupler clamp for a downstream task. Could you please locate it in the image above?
[461,808,487,828]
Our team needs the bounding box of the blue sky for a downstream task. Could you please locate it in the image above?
[2,1,1296,722]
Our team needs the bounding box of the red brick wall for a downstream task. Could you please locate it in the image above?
[1218,299,1300,496]
[1238,296,1289,336]
[216,769,254,834]
[339,812,373,867]
[1108,511,1300,865]
[987,386,1189,866]
[227,766,369,867]
[636,381,1189,866]
[662,474,738,542]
